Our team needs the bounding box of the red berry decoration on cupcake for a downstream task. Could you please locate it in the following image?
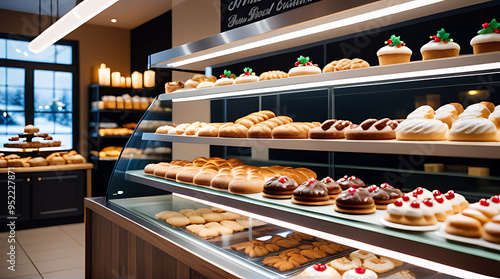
[313,264,327,272]
[394,199,403,207]
[423,198,433,207]
[295,55,313,66]
[445,190,455,200]
[368,185,378,192]
[220,69,232,78]
[434,195,444,203]
[432,190,442,197]
[385,35,405,48]
[478,19,500,34]
[411,201,420,208]
[491,195,500,203]
[381,182,390,188]
[402,195,411,202]
[242,67,255,76]
[324,177,333,183]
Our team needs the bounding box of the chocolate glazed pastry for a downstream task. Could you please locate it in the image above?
[336,175,365,190]
[308,119,351,139]
[321,177,342,199]
[262,175,298,199]
[367,183,403,209]
[291,178,334,205]
[334,187,376,214]
[345,118,400,140]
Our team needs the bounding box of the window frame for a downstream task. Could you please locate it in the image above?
[0,32,79,150]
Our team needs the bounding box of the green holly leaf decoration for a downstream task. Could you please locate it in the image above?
[297,55,310,65]
[431,28,453,43]
[478,18,500,34]
[220,69,232,78]
[385,35,404,47]
[243,67,253,75]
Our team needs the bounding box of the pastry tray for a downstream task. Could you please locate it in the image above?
[436,229,500,252]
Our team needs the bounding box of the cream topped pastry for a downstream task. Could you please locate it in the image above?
[395,119,448,141]
[377,35,412,65]
[235,67,259,84]
[410,187,434,201]
[288,55,321,77]
[432,194,454,221]
[449,117,498,142]
[214,70,236,87]
[342,267,378,279]
[470,19,500,54]
[469,198,500,218]
[406,105,435,120]
[421,28,460,60]
[488,195,500,212]
[489,109,500,128]
[296,264,341,278]
[385,198,438,226]
[444,190,469,214]
[459,103,491,119]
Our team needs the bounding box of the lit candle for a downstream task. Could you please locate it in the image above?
[120,77,126,88]
[125,77,132,88]
[144,70,155,87]
[98,63,110,86]
[131,71,143,89]
[111,72,121,87]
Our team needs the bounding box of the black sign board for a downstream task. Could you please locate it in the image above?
[221,0,321,32]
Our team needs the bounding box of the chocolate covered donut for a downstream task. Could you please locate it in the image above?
[367,183,403,209]
[336,175,365,190]
[262,175,298,199]
[292,178,333,205]
[321,177,342,199]
[334,187,376,214]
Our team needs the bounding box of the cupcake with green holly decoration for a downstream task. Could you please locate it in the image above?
[288,55,321,77]
[235,67,259,84]
[377,35,412,66]
[470,19,500,54]
[421,28,460,60]
[214,70,236,87]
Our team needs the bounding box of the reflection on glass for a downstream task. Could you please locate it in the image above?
[55,45,72,64]
[7,39,55,64]
[34,112,72,134]
[0,39,5,59]
[34,70,72,112]
[6,112,25,134]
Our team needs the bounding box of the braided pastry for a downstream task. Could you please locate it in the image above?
[345,118,400,140]
[248,116,293,138]
[235,110,276,128]
[272,122,320,139]
[259,70,288,81]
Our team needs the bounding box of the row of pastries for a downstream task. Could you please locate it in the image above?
[154,101,500,141]
[165,20,500,94]
[0,151,86,168]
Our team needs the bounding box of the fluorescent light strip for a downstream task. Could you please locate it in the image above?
[29,0,118,54]
[174,193,496,279]
[167,0,443,67]
[172,62,500,102]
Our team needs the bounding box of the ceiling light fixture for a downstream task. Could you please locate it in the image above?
[29,0,119,54]
[166,0,443,67]
[110,18,117,23]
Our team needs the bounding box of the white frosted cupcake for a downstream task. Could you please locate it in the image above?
[342,267,378,278]
[471,19,500,54]
[288,55,321,77]
[421,28,460,60]
[377,35,412,65]
[235,67,259,84]
[214,70,236,87]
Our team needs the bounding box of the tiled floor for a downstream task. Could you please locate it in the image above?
[0,223,85,279]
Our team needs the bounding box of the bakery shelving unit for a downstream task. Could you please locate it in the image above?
[85,0,500,278]
[87,84,171,196]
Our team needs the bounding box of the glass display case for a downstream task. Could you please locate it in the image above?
[100,51,500,278]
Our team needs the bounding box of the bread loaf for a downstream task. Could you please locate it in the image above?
[235,110,276,128]
[248,116,293,138]
[272,122,320,139]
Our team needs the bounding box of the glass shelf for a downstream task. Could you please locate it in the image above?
[142,133,500,159]
[121,170,500,277]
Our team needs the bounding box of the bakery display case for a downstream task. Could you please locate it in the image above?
[88,84,172,196]
[85,0,500,278]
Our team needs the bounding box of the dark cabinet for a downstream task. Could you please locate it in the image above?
[0,172,31,223]
[31,170,85,220]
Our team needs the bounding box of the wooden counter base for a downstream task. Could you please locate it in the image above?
[85,198,238,279]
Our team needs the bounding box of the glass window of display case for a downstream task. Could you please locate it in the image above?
[105,58,500,278]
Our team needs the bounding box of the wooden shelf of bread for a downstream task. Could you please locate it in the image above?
[0,150,91,172]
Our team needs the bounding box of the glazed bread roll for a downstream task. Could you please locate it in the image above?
[272,122,320,139]
[248,116,293,138]
[235,110,276,128]
[218,123,248,138]
[28,157,48,167]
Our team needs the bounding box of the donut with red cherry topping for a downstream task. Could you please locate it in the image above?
[336,175,365,190]
[334,187,376,214]
[367,183,403,209]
